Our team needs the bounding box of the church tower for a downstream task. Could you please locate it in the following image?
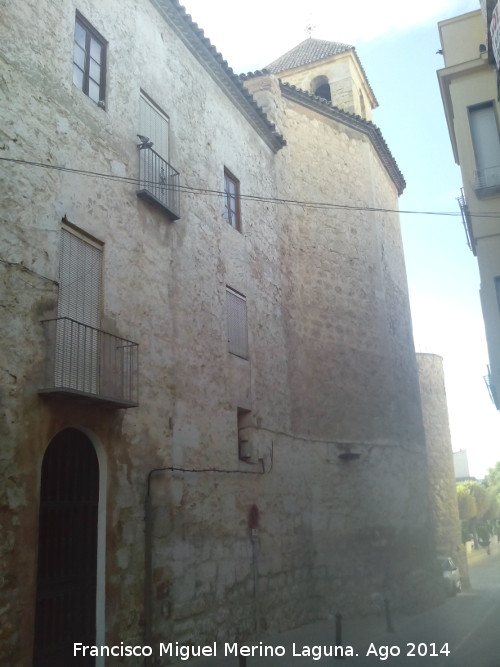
[266,38,377,120]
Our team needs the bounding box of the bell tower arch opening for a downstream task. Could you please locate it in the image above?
[311,75,332,102]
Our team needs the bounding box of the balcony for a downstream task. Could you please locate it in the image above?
[473,165,500,196]
[457,189,476,255]
[137,146,180,220]
[484,366,499,410]
[39,318,139,409]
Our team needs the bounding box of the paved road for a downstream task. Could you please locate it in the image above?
[180,552,500,666]
[346,552,500,666]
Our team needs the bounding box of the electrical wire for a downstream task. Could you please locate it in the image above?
[2,155,498,220]
[146,463,267,498]
[0,257,58,285]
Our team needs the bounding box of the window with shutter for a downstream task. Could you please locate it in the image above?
[55,226,103,393]
[226,287,248,359]
[140,92,170,160]
[137,92,180,219]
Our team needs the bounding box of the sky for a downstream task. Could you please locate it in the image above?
[181,0,500,478]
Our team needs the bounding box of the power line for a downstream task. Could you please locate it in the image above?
[1,155,498,220]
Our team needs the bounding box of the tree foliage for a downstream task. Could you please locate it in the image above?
[485,461,500,490]
[456,480,499,521]
[456,470,500,547]
[456,483,476,521]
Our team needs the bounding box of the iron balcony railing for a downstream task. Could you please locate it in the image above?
[137,146,180,220]
[473,165,500,194]
[457,189,476,255]
[40,317,139,408]
[484,365,499,410]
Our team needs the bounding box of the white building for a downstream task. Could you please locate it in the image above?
[438,8,500,409]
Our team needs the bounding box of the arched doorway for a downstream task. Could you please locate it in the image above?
[33,428,99,666]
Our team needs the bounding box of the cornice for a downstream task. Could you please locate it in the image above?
[279,82,405,195]
[148,0,286,152]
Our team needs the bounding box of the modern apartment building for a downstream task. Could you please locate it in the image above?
[438,8,500,408]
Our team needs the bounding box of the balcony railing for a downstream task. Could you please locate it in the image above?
[39,317,139,408]
[137,146,180,220]
[457,189,476,255]
[484,366,499,410]
[473,165,500,195]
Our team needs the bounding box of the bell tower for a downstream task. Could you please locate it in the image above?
[266,38,377,120]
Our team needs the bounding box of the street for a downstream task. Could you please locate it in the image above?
[346,552,500,666]
[180,551,500,667]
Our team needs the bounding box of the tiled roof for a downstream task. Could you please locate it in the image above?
[266,38,354,74]
[266,37,378,108]
[149,0,286,152]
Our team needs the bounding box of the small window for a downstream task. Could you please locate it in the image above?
[224,168,241,231]
[73,13,107,106]
[226,287,248,359]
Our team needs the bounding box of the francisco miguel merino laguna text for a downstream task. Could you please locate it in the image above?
[74,641,356,660]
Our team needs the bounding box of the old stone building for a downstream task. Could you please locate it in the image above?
[416,354,468,588]
[1,0,445,664]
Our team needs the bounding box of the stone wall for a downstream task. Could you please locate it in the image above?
[1,1,444,664]
[416,354,469,587]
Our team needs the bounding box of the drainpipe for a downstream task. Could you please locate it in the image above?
[248,505,260,634]
[144,481,154,666]
[143,463,268,665]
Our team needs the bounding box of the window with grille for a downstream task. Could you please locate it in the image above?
[226,287,248,359]
[73,12,107,106]
[224,168,241,231]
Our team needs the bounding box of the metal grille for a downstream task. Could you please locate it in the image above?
[138,93,180,219]
[226,287,248,359]
[138,146,180,219]
[473,165,500,191]
[41,317,139,407]
[33,429,99,666]
[457,189,475,254]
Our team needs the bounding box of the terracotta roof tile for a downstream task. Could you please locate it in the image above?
[150,0,286,152]
[266,38,354,74]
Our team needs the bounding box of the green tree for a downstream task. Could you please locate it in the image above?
[485,461,500,490]
[456,483,476,521]
[456,481,498,547]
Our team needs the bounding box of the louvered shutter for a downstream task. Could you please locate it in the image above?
[55,228,102,393]
[140,93,169,160]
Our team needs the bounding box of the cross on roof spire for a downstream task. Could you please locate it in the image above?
[305,23,316,38]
